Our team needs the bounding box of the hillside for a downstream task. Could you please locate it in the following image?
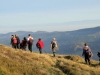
[0,45,100,75]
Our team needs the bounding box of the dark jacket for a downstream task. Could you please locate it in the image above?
[16,36,20,44]
[10,38,13,45]
[82,46,93,57]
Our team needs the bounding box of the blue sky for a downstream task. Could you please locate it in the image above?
[0,0,100,33]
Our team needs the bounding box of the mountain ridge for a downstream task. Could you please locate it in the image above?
[0,26,100,60]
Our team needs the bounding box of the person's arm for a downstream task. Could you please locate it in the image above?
[57,43,59,50]
[28,37,34,41]
[27,38,29,41]
[82,48,84,56]
[31,37,34,43]
[50,41,52,49]
[10,38,12,45]
[31,37,33,39]
[36,42,38,48]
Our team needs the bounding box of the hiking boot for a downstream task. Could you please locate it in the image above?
[89,62,91,65]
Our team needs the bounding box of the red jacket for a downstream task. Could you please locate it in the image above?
[36,40,44,49]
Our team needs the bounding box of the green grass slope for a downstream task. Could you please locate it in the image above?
[0,45,100,75]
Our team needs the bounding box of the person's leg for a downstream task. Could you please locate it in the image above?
[29,44,32,52]
[85,54,90,65]
[23,45,26,51]
[88,59,91,65]
[20,43,22,49]
[87,56,91,65]
[17,43,20,49]
[13,44,15,48]
[28,44,30,51]
[12,44,14,48]
[53,52,56,57]
[15,44,17,49]
[85,55,88,64]
[39,48,42,54]
[52,48,56,57]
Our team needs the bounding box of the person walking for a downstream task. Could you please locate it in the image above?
[82,43,93,65]
[15,34,20,49]
[21,37,28,50]
[36,38,44,54]
[27,34,33,52]
[50,38,58,57]
[13,35,18,49]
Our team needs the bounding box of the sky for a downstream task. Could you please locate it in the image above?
[0,0,100,33]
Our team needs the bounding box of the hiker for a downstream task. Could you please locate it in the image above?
[15,34,20,49]
[82,43,93,65]
[20,42,23,49]
[10,35,14,48]
[97,52,100,64]
[13,35,18,49]
[36,38,44,54]
[21,37,28,50]
[50,38,58,57]
[27,34,33,52]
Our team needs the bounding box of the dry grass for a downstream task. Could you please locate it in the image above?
[0,45,100,75]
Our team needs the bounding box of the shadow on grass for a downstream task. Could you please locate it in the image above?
[64,55,100,67]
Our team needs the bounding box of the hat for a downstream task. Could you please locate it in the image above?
[53,38,56,41]
[28,34,31,36]
[39,38,41,40]
[24,37,26,40]
[84,43,88,46]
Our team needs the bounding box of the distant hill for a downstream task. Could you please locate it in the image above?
[0,26,100,60]
[0,45,100,75]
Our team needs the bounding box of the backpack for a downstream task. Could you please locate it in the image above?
[13,38,17,44]
[16,36,20,44]
[84,47,89,53]
[29,38,33,44]
[23,40,27,46]
[52,41,56,48]
[36,43,40,48]
[84,48,91,56]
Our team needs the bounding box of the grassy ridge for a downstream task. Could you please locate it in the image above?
[0,45,100,75]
